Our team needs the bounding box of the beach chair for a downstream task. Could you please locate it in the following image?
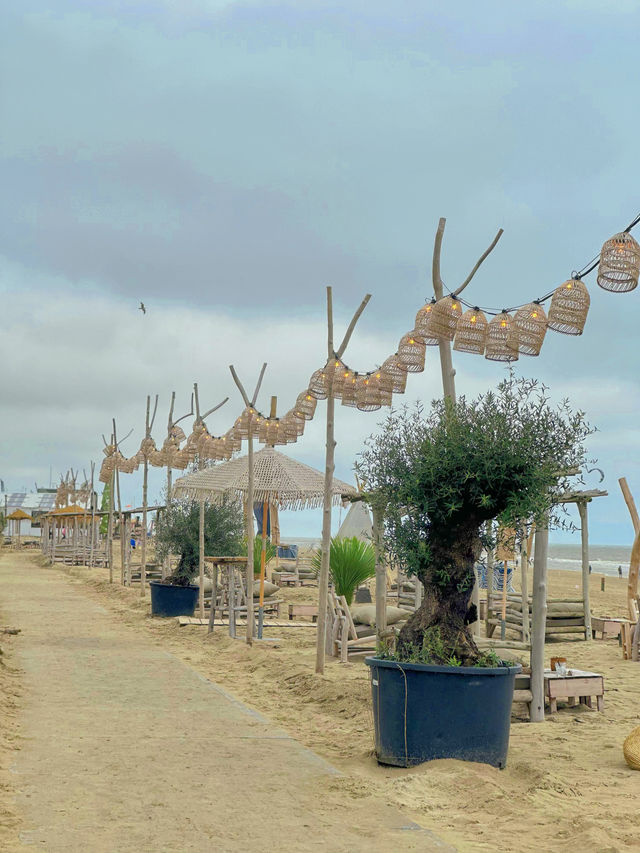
[329,592,378,663]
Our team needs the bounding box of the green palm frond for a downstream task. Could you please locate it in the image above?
[312,536,376,605]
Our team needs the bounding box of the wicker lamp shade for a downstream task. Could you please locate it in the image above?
[258,418,288,446]
[341,372,359,407]
[397,332,426,373]
[598,232,640,293]
[231,407,258,439]
[375,369,394,406]
[623,726,640,770]
[382,355,407,393]
[222,431,242,453]
[453,308,488,355]
[485,312,519,362]
[308,368,328,400]
[547,279,590,335]
[327,359,349,399]
[511,302,548,356]
[281,412,305,442]
[294,392,317,421]
[355,374,382,412]
[428,296,462,341]
[414,301,441,346]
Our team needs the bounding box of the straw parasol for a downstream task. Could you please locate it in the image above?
[173,446,356,510]
[6,508,33,549]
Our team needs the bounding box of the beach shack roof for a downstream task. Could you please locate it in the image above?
[173,446,357,511]
[7,508,33,522]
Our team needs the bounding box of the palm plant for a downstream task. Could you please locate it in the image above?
[312,536,376,605]
[244,535,278,576]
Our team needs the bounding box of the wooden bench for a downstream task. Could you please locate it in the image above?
[288,604,318,622]
[544,668,604,713]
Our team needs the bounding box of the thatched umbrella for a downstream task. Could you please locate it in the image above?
[7,508,33,549]
[173,446,357,635]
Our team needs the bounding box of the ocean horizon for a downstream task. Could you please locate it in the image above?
[282,536,634,577]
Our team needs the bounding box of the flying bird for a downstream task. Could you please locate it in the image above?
[139,302,146,314]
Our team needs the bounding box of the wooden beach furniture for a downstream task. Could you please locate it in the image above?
[544,668,604,713]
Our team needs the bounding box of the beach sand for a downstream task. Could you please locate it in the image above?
[2,551,639,852]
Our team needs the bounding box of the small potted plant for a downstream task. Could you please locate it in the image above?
[356,375,592,768]
[152,497,244,617]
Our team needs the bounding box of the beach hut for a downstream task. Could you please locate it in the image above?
[173,446,357,635]
[7,508,33,549]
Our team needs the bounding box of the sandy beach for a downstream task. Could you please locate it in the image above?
[2,550,638,852]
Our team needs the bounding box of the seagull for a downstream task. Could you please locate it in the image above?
[139,301,146,314]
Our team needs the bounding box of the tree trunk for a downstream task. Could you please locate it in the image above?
[397,523,481,664]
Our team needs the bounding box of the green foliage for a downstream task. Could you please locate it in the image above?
[311,536,376,605]
[99,484,111,536]
[376,635,511,669]
[154,498,244,586]
[243,535,278,576]
[355,374,594,585]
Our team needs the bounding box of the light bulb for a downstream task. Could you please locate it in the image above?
[470,315,477,324]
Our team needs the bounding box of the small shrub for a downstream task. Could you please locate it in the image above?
[312,536,376,605]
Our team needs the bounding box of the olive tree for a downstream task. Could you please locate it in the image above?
[355,376,593,664]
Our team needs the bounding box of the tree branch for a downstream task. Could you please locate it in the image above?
[335,293,371,358]
[432,217,446,299]
[250,362,268,407]
[229,366,251,407]
[202,397,229,420]
[452,228,504,297]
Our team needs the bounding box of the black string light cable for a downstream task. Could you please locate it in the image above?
[439,210,640,316]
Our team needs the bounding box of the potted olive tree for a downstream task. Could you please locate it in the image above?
[152,498,244,617]
[356,376,592,768]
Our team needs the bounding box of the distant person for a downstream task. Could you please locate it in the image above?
[618,565,623,578]
[130,536,136,550]
[589,564,592,574]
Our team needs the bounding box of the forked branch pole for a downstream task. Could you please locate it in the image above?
[316,287,370,675]
[229,363,268,646]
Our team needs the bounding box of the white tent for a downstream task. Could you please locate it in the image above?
[337,500,373,542]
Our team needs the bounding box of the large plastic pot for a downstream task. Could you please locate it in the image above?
[365,657,521,769]
[149,581,199,617]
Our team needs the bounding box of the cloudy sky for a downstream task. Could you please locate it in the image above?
[2,0,639,543]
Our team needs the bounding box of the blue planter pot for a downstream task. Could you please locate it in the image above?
[149,581,199,617]
[365,657,521,769]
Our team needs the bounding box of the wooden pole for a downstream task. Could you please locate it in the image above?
[520,525,532,644]
[530,519,549,723]
[484,521,494,636]
[141,459,148,595]
[316,288,370,674]
[619,477,640,621]
[108,463,115,583]
[577,500,592,641]
[257,499,268,638]
[373,505,387,644]
[316,289,335,674]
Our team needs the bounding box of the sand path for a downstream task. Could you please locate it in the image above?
[2,556,451,852]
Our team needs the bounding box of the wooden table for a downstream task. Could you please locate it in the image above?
[591,616,629,640]
[544,668,604,713]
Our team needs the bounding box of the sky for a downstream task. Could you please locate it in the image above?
[1,0,640,544]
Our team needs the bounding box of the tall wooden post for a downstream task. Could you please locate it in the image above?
[316,287,370,674]
[108,445,115,584]
[229,364,267,647]
[373,504,387,644]
[520,525,532,644]
[530,520,549,723]
[577,500,592,641]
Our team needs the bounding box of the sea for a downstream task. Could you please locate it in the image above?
[284,537,633,578]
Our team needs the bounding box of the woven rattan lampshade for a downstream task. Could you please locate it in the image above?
[453,308,488,355]
[428,296,462,341]
[294,392,317,421]
[375,369,394,406]
[485,312,519,362]
[356,374,382,412]
[397,332,426,373]
[414,301,441,346]
[327,359,348,399]
[281,411,305,442]
[598,232,640,293]
[341,372,359,407]
[512,302,548,356]
[308,368,328,400]
[382,355,407,393]
[547,279,590,335]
